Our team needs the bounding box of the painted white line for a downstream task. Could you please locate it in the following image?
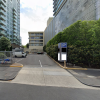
[16,58,23,63]
[39,60,42,67]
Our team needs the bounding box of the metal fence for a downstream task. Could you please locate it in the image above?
[0,51,14,66]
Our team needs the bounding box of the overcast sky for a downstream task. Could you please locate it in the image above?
[20,0,53,45]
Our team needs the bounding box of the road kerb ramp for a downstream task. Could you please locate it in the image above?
[10,63,23,67]
[46,54,87,70]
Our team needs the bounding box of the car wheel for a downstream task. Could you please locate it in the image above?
[15,55,17,58]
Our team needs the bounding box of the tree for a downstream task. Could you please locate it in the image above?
[21,45,26,48]
[26,43,29,48]
[0,37,11,51]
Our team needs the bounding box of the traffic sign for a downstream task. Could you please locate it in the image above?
[61,43,67,48]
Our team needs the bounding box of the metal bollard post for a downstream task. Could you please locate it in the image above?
[64,60,66,67]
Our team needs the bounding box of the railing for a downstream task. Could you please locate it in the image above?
[0,51,15,66]
[0,20,6,25]
[0,9,6,16]
[0,0,6,7]
[0,4,6,11]
[0,25,6,31]
[0,31,6,35]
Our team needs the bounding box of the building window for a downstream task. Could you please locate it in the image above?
[31,37,34,39]
[40,43,43,46]
[40,37,43,39]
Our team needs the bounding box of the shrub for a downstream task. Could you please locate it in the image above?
[43,45,46,52]
[0,53,7,59]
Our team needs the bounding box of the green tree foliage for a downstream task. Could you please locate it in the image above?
[26,43,29,48]
[46,44,58,61]
[21,45,26,48]
[0,37,11,51]
[43,45,46,52]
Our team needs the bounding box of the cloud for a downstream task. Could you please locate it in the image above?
[20,0,53,45]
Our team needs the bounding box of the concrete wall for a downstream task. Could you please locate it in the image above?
[95,0,100,20]
[44,0,98,45]
[47,17,53,26]
[44,18,55,45]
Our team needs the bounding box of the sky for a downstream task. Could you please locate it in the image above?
[20,0,53,45]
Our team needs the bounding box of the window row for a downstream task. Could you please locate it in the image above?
[30,40,43,42]
[29,43,43,46]
[29,33,43,36]
[30,37,43,39]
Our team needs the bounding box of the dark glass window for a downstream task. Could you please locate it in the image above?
[31,37,34,39]
[62,48,66,52]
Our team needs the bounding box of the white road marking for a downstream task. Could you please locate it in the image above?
[39,60,42,67]
[16,58,23,63]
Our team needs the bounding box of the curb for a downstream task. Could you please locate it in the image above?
[0,76,16,81]
[10,63,23,67]
[67,70,100,88]
[46,54,87,70]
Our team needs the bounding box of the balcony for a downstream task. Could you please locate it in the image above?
[0,14,5,20]
[0,0,6,7]
[13,8,16,12]
[13,11,17,16]
[13,33,17,37]
[0,30,6,36]
[0,25,6,30]
[13,29,17,33]
[0,20,6,25]
[13,37,17,40]
[13,26,17,30]
[13,22,17,26]
[13,18,17,23]
[13,41,17,44]
[0,4,6,11]
[0,9,6,16]
[13,15,17,19]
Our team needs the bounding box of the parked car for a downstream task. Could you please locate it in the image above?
[13,48,27,57]
[26,51,29,54]
[37,51,44,54]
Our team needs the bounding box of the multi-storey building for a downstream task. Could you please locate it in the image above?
[44,0,100,45]
[28,32,44,53]
[53,0,67,16]
[0,0,20,48]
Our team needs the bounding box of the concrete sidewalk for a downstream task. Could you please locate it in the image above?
[68,69,100,87]
[10,65,98,89]
[0,63,23,81]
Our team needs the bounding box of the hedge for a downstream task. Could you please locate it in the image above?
[46,44,58,61]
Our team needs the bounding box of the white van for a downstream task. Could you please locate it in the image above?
[13,48,27,57]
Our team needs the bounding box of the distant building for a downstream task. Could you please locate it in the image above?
[28,32,44,53]
[0,0,20,48]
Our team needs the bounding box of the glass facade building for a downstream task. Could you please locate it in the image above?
[53,0,67,16]
[0,0,20,46]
